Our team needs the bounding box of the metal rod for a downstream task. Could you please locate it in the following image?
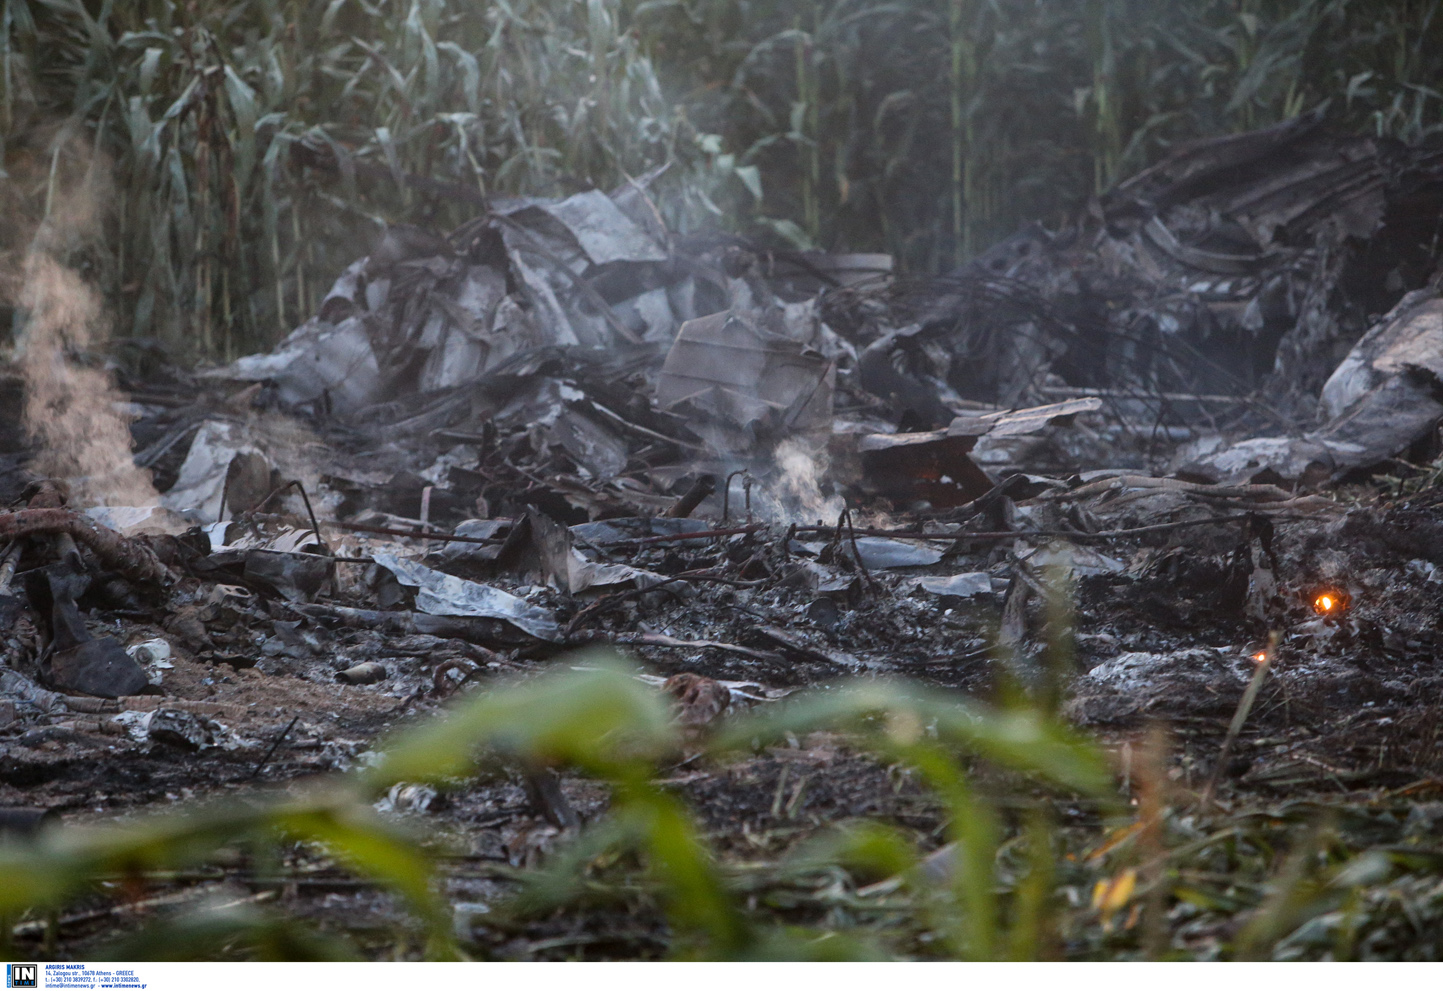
[250,716,300,779]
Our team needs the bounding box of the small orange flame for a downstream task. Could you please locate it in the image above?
[1314,593,1336,614]
[1253,651,1267,664]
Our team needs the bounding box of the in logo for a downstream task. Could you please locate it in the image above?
[6,965,37,989]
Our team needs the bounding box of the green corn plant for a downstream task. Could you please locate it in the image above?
[948,0,976,262]
[2,0,719,360]
[8,0,1443,356]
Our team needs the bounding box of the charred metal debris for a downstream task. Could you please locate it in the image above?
[7,115,1443,886]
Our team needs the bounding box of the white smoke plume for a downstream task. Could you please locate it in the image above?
[16,161,158,507]
[769,437,844,524]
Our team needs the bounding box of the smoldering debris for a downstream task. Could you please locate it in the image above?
[7,116,1443,957]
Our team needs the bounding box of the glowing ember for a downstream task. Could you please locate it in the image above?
[1314,593,1338,614]
[1253,651,1267,664]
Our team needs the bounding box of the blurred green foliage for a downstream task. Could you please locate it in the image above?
[0,655,1113,960]
[3,1,1441,360]
[5,654,1443,960]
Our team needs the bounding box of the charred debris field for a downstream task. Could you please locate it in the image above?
[8,117,1443,960]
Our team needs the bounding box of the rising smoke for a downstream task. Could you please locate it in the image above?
[16,158,158,507]
[770,437,844,523]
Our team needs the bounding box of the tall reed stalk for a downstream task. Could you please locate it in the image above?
[3,0,1440,358]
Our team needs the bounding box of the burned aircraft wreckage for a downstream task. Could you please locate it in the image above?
[5,110,1443,946]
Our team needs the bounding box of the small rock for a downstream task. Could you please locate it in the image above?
[42,638,149,699]
[664,672,730,729]
[805,597,841,630]
[147,708,212,750]
[337,661,388,685]
[164,606,212,650]
[377,782,439,814]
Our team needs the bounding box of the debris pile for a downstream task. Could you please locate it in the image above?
[6,116,1443,953]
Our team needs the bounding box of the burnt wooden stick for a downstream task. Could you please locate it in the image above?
[791,515,1257,542]
[244,512,511,545]
[597,524,765,547]
[664,475,717,519]
[0,509,172,587]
